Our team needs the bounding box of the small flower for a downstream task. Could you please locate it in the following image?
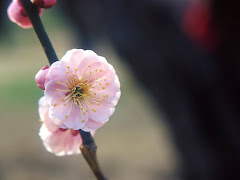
[39,96,95,156]
[37,49,121,130]
[31,0,57,9]
[7,0,43,29]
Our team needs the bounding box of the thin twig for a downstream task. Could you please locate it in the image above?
[19,1,106,179]
[19,0,58,64]
[79,130,107,180]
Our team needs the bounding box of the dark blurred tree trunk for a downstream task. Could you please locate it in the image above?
[60,0,240,179]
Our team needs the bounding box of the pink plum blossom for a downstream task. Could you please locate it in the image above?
[35,66,49,90]
[36,49,121,131]
[39,96,95,156]
[7,0,43,29]
[31,0,57,9]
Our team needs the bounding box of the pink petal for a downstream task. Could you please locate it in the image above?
[91,72,120,98]
[82,118,107,132]
[46,130,69,155]
[35,66,49,90]
[7,0,32,28]
[44,113,60,133]
[62,103,89,130]
[76,53,104,77]
[38,96,50,121]
[61,49,85,68]
[71,135,82,154]
[50,96,88,130]
[46,61,68,83]
[7,0,43,29]
[89,103,115,122]
[38,96,67,129]
[44,79,69,103]
[39,125,82,156]
[48,112,68,129]
[98,56,116,73]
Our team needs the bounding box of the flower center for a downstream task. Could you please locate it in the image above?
[72,85,84,98]
[53,64,110,122]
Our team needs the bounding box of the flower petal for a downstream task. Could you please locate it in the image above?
[39,124,82,156]
[89,103,115,122]
[61,49,85,67]
[82,118,108,132]
[47,61,68,83]
[50,96,88,130]
[44,79,69,103]
[38,96,49,121]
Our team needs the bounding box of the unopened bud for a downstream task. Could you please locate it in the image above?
[35,66,49,90]
[31,0,57,9]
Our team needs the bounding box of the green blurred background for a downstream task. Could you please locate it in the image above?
[0,9,179,180]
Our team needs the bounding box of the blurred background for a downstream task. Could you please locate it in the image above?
[0,0,240,180]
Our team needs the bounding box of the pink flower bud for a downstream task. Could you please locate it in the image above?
[31,0,57,9]
[35,66,49,90]
[7,0,43,29]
